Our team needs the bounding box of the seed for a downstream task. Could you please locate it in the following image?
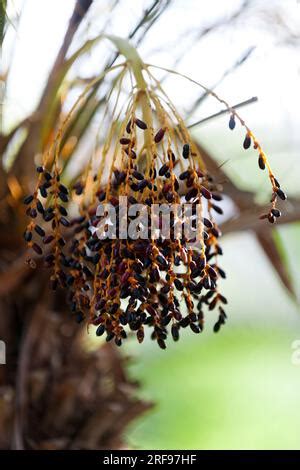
[186,177,194,188]
[135,118,147,130]
[203,217,213,228]
[168,150,176,162]
[171,324,179,341]
[128,196,137,204]
[130,182,139,191]
[43,235,54,244]
[219,294,228,304]
[44,211,54,222]
[218,267,226,279]
[92,253,100,265]
[174,177,179,191]
[165,192,174,203]
[268,214,275,224]
[213,321,221,333]
[66,275,74,286]
[44,172,52,181]
[182,143,190,159]
[32,243,43,255]
[180,317,190,328]
[45,254,55,263]
[145,305,156,317]
[23,230,32,242]
[243,134,251,150]
[258,154,265,170]
[137,328,144,343]
[121,271,130,284]
[174,278,183,291]
[126,119,132,133]
[219,306,227,319]
[58,237,66,247]
[159,163,169,177]
[133,170,144,180]
[211,193,223,201]
[39,186,47,198]
[229,114,236,130]
[216,245,223,255]
[271,208,281,218]
[94,323,105,336]
[157,338,166,350]
[154,128,165,143]
[59,184,68,195]
[115,338,122,347]
[200,187,212,199]
[120,330,127,340]
[138,180,148,191]
[161,315,171,326]
[106,331,115,342]
[150,267,160,283]
[208,266,218,278]
[29,208,37,218]
[34,225,45,237]
[58,205,68,216]
[185,187,198,201]
[276,188,287,201]
[156,254,168,269]
[73,181,83,195]
[58,192,68,203]
[179,170,190,181]
[274,178,280,188]
[23,195,34,205]
[43,181,51,189]
[36,200,44,214]
[190,323,200,334]
[211,204,223,215]
[60,217,70,227]
[160,285,170,295]
[120,137,131,145]
[109,303,119,314]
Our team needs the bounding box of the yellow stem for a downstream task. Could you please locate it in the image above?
[106,35,153,172]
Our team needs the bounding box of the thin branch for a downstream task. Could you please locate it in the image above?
[188,46,256,115]
[195,141,256,209]
[188,96,258,128]
[221,198,300,235]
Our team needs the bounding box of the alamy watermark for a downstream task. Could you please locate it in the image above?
[92,196,203,249]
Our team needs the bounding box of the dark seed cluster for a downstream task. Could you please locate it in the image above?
[23,72,285,349]
[24,98,229,348]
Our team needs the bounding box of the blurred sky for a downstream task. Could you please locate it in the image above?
[4,0,300,126]
[3,0,300,193]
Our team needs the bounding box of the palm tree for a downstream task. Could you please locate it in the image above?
[0,0,298,450]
